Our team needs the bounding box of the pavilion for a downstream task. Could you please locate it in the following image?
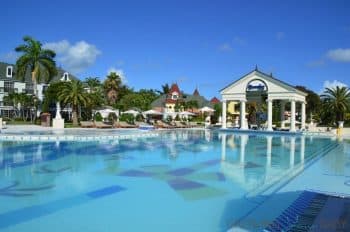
[220,67,307,132]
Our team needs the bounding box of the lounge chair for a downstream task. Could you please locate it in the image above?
[174,121,187,128]
[80,121,95,128]
[156,121,175,129]
[115,121,138,128]
[189,122,200,128]
[94,121,113,129]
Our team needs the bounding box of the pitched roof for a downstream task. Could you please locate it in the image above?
[210,97,220,104]
[169,83,180,94]
[220,67,308,96]
[193,88,200,96]
[0,61,79,84]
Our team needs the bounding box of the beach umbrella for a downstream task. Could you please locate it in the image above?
[199,106,215,113]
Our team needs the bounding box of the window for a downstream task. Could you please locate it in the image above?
[0,88,4,93]
[172,94,178,100]
[25,83,34,95]
[62,72,70,81]
[4,81,14,93]
[6,66,13,78]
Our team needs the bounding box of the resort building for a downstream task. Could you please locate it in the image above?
[151,83,215,114]
[220,67,307,132]
[0,61,77,117]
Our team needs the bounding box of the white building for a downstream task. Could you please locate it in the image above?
[0,61,77,117]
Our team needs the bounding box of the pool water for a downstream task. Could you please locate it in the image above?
[0,130,342,231]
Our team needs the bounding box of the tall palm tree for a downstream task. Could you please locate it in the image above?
[58,80,90,126]
[321,86,350,123]
[15,36,57,97]
[103,72,122,105]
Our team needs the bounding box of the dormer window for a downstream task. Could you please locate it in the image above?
[61,72,70,81]
[6,66,13,78]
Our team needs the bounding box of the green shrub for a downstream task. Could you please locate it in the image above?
[135,114,144,122]
[108,112,118,122]
[94,112,103,122]
[120,114,134,124]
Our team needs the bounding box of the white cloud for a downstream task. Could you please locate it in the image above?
[320,80,348,93]
[107,67,127,83]
[276,32,285,40]
[218,43,232,52]
[0,51,19,63]
[326,48,350,62]
[43,40,101,73]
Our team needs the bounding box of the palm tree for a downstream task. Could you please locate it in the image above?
[58,80,90,126]
[15,36,57,97]
[85,77,101,93]
[103,72,122,105]
[321,86,350,123]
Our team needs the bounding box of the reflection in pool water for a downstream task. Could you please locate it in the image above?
[0,130,345,231]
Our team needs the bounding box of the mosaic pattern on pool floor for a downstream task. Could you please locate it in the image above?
[116,158,230,201]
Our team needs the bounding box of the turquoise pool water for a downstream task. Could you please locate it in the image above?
[0,130,344,231]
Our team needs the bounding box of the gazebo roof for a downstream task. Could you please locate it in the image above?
[220,67,307,96]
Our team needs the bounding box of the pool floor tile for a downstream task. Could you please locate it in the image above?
[118,170,153,177]
[167,178,205,190]
[167,168,195,176]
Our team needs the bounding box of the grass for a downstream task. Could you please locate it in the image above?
[6,120,37,125]
[64,123,80,128]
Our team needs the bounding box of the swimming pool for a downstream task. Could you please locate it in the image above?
[0,130,347,231]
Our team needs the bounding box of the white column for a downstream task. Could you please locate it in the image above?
[221,133,226,161]
[266,136,272,167]
[222,100,227,129]
[290,100,296,132]
[290,137,295,168]
[300,136,305,164]
[267,99,273,131]
[301,102,306,130]
[280,101,285,129]
[240,100,247,130]
[240,134,248,164]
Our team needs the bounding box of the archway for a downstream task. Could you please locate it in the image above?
[245,79,268,128]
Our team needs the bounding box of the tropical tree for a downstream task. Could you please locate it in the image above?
[58,80,90,126]
[321,86,350,124]
[184,100,199,112]
[103,72,122,105]
[41,81,65,113]
[15,36,57,97]
[161,83,170,94]
[85,77,101,93]
[295,86,321,119]
[116,89,159,111]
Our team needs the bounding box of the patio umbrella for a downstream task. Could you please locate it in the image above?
[122,109,140,117]
[179,111,196,116]
[199,106,215,113]
[96,108,119,118]
[142,109,163,115]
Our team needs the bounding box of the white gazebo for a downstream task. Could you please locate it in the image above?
[220,67,307,132]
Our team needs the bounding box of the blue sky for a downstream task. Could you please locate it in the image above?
[1,0,349,99]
